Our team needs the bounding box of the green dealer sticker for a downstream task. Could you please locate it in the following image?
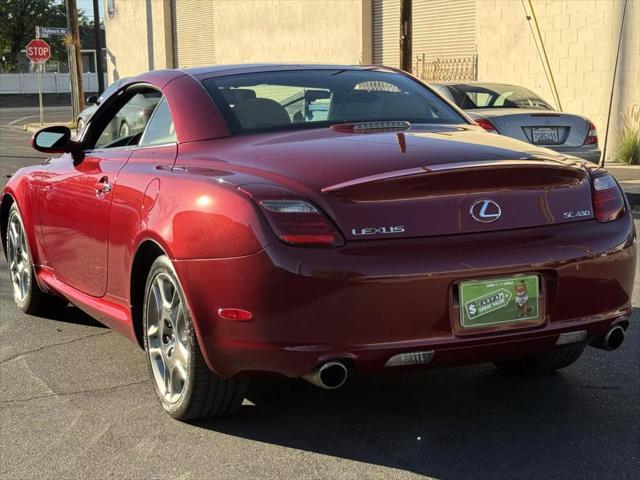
[459,275,540,328]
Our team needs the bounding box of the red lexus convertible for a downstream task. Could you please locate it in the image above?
[2,65,635,420]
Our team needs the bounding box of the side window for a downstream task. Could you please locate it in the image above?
[93,90,161,149]
[139,97,176,146]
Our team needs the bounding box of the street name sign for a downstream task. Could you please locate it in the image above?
[38,26,69,38]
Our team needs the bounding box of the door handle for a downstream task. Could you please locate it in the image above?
[95,177,112,195]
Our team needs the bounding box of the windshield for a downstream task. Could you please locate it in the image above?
[447,84,554,110]
[201,69,465,134]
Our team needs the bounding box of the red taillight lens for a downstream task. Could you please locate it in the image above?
[592,173,625,222]
[475,118,498,133]
[584,120,598,145]
[257,199,344,247]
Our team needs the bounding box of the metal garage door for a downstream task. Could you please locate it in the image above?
[412,0,476,81]
[412,0,476,61]
[372,0,401,68]
[172,0,216,68]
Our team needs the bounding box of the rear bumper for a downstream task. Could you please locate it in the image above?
[548,145,601,163]
[174,214,636,378]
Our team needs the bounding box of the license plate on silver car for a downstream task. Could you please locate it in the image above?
[532,127,559,144]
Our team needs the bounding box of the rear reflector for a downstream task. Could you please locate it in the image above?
[257,199,344,247]
[583,120,598,145]
[556,330,588,346]
[385,350,435,367]
[592,173,625,222]
[217,308,253,321]
[474,118,498,133]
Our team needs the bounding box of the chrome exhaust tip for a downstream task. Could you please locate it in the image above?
[592,325,625,351]
[602,325,625,351]
[302,361,348,390]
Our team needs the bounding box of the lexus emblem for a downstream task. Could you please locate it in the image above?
[470,200,502,223]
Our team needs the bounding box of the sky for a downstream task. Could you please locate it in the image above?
[76,0,105,23]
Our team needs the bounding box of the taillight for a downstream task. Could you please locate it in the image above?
[592,173,625,222]
[584,120,598,145]
[475,118,498,133]
[257,199,344,247]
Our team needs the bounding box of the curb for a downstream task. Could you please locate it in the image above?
[24,123,75,133]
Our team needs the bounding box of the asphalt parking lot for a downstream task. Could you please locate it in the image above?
[0,107,638,480]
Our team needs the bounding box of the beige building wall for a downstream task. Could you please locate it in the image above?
[212,0,371,65]
[104,0,174,83]
[477,0,640,162]
[105,0,371,77]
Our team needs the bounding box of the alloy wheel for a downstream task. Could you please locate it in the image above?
[146,272,190,403]
[7,211,31,303]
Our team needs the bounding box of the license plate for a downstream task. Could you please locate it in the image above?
[532,127,559,144]
[459,275,540,328]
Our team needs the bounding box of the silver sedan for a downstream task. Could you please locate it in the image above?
[432,82,601,163]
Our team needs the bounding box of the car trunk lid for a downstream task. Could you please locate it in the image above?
[321,159,593,240]
[180,126,594,241]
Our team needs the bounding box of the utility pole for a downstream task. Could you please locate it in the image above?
[92,0,105,93]
[65,0,84,122]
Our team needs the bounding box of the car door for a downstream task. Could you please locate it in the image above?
[39,88,161,297]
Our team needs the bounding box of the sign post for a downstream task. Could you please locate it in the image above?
[37,63,44,125]
[25,38,51,126]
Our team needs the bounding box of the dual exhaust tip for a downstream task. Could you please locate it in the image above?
[303,326,626,389]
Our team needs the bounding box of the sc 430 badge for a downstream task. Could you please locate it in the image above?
[563,210,591,219]
[351,226,405,236]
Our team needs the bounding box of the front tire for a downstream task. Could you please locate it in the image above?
[494,344,585,375]
[6,204,67,314]
[143,255,248,420]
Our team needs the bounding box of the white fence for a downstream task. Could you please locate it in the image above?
[0,73,108,94]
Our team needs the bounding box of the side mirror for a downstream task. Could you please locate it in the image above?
[86,94,99,105]
[32,126,74,154]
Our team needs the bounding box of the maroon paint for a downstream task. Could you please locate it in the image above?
[2,65,636,380]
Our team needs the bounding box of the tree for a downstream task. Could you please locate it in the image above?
[0,0,88,71]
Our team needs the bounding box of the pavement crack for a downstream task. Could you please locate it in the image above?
[0,330,113,365]
[0,378,150,405]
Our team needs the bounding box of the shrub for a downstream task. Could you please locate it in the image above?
[617,105,640,165]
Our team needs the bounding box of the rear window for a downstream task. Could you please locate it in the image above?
[201,69,465,134]
[447,84,554,110]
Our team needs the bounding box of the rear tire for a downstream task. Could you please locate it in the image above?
[143,255,248,420]
[6,204,67,315]
[494,344,585,375]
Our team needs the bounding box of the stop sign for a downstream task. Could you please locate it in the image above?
[26,39,51,63]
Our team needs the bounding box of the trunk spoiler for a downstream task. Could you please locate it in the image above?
[321,159,583,195]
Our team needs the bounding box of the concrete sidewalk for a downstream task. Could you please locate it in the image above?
[608,164,640,212]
